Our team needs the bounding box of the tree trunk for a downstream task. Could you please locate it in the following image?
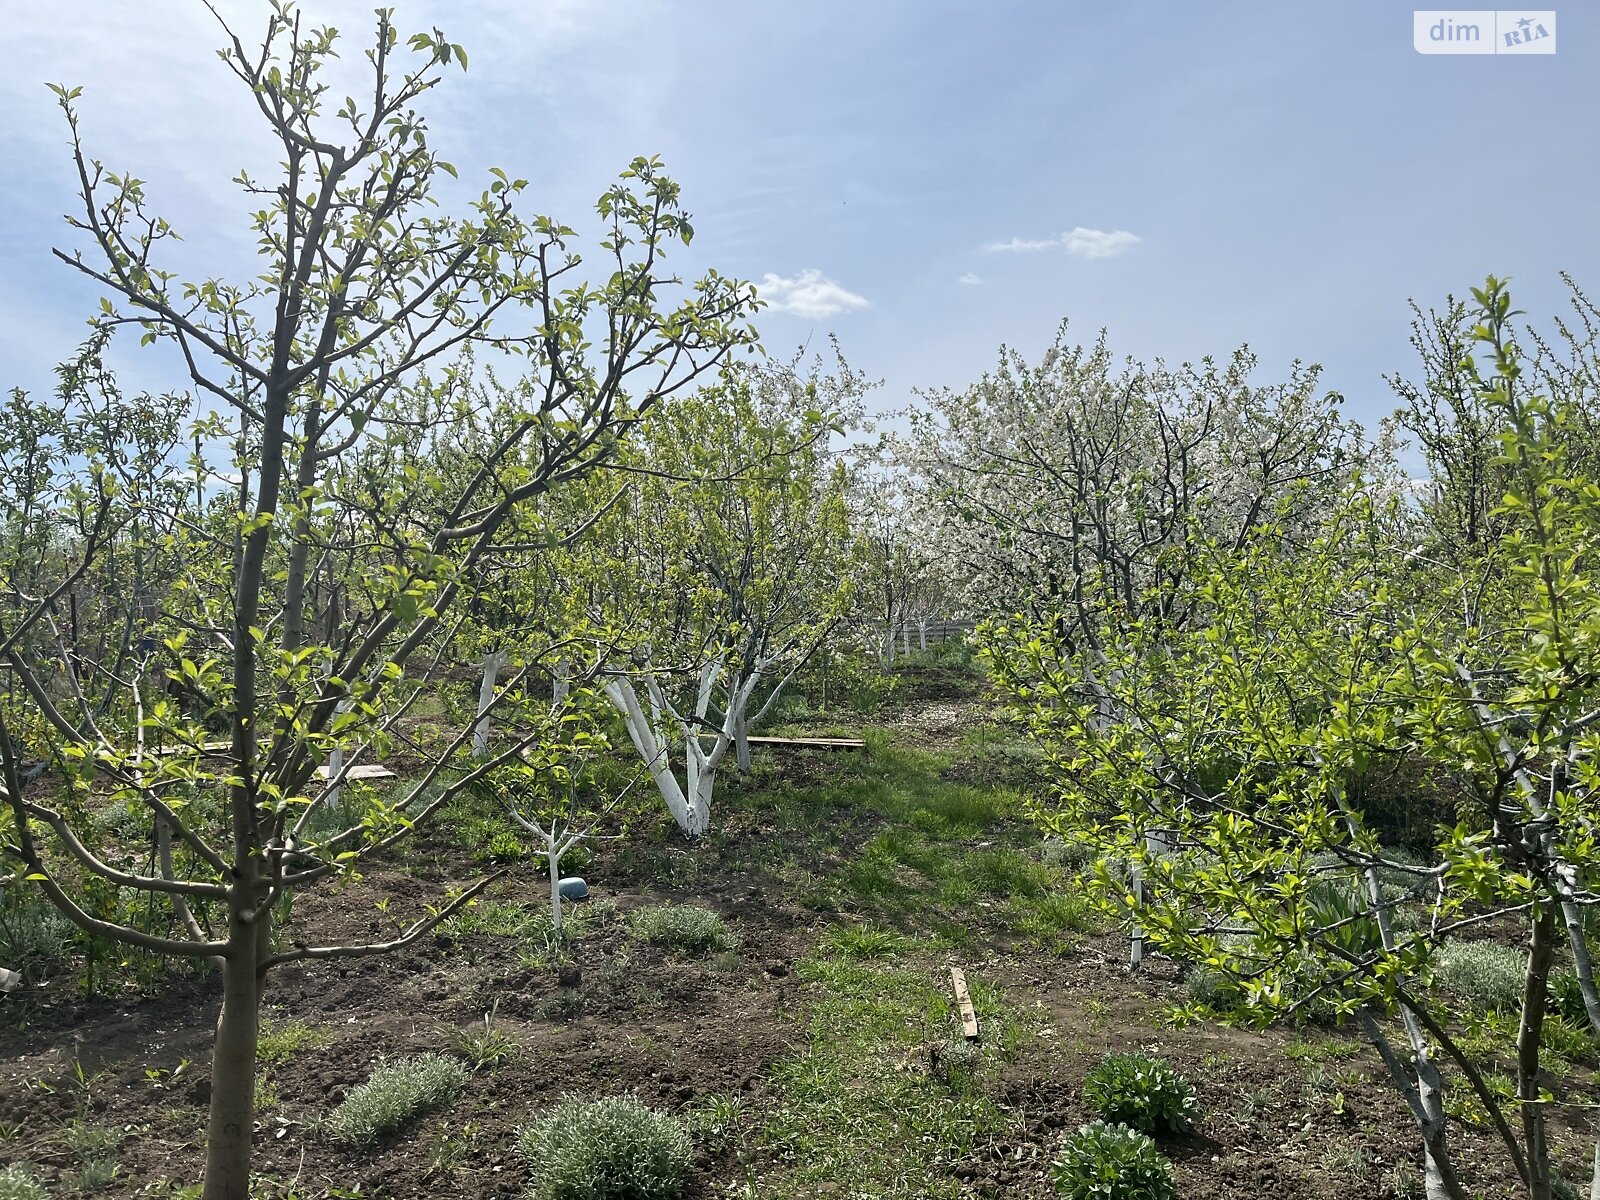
[918,621,927,652]
[201,918,264,1200]
[472,648,507,758]
[552,656,571,707]
[1520,907,1558,1200]
[734,712,752,776]
[548,843,563,938]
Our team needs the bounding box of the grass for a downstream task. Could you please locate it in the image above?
[745,946,1017,1198]
[327,1053,469,1145]
[258,1019,333,1067]
[629,904,740,956]
[1283,1036,1363,1065]
[759,735,1099,950]
[452,1005,519,1071]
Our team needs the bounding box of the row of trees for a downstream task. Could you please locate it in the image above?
[0,7,915,1196]
[922,281,1600,1200]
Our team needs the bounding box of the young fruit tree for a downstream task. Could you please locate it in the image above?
[595,356,861,834]
[987,280,1600,1200]
[0,7,755,1197]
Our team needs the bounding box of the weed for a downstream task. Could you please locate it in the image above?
[327,1053,469,1145]
[62,1119,120,1159]
[519,1093,691,1200]
[66,1158,118,1192]
[687,1092,747,1155]
[1320,1139,1377,1176]
[629,904,739,957]
[1052,1121,1176,1200]
[453,1004,519,1071]
[426,1122,482,1178]
[1082,1052,1197,1136]
[1041,835,1098,873]
[539,989,588,1021]
[258,1019,333,1067]
[1386,1161,1424,1198]
[438,898,536,940]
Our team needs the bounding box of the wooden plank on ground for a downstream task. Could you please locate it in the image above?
[950,966,980,1041]
[745,735,865,750]
[315,763,397,782]
[144,741,230,757]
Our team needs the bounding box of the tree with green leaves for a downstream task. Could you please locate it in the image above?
[989,279,1600,1200]
[0,6,754,1196]
[595,355,860,833]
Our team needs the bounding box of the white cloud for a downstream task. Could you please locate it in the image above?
[756,270,869,319]
[981,226,1142,259]
[958,272,983,285]
[1062,226,1142,259]
[981,236,1062,253]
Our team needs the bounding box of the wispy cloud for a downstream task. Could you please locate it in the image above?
[982,226,1142,260]
[981,235,1062,254]
[756,269,869,319]
[958,272,983,286]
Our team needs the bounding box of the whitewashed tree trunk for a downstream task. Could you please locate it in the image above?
[900,621,911,657]
[324,695,355,811]
[548,841,564,938]
[552,655,571,708]
[472,648,509,758]
[602,671,727,837]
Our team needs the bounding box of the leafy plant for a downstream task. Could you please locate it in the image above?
[327,1053,469,1145]
[1052,1121,1177,1200]
[1081,1053,1197,1136]
[518,1093,692,1200]
[628,904,739,957]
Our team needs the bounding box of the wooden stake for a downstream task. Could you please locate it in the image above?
[950,966,980,1041]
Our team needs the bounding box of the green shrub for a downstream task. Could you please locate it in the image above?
[1433,940,1525,1012]
[1082,1053,1196,1135]
[0,893,76,977]
[629,904,738,956]
[1041,836,1097,873]
[327,1052,469,1145]
[1052,1121,1176,1200]
[0,1165,47,1200]
[518,1093,692,1200]
[1548,970,1592,1025]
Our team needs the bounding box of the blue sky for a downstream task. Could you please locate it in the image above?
[3,2,1595,438]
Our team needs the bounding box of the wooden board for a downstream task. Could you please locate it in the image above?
[745,735,866,750]
[950,966,980,1041]
[315,763,397,781]
[143,741,230,757]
